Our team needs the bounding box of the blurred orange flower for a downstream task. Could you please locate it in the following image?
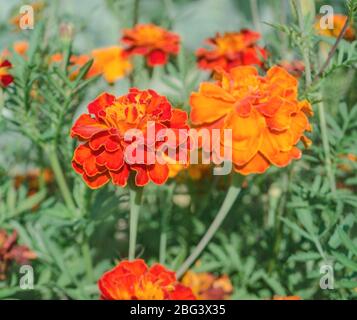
[98,259,196,300]
[71,89,189,189]
[0,59,13,87]
[0,229,36,280]
[273,295,301,300]
[50,53,99,80]
[1,41,29,58]
[190,66,313,175]
[196,30,267,73]
[182,271,233,300]
[122,23,180,66]
[167,150,211,181]
[315,14,355,41]
[50,47,131,83]
[90,46,132,83]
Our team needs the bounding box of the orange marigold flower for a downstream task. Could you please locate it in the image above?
[0,229,36,280]
[190,66,313,175]
[90,46,132,83]
[98,259,196,300]
[50,47,131,83]
[0,59,14,88]
[122,23,180,67]
[315,14,356,41]
[50,53,99,80]
[71,89,189,189]
[196,30,267,73]
[182,271,233,300]
[273,295,301,300]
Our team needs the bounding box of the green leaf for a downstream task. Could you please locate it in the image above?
[337,227,357,256]
[333,252,357,271]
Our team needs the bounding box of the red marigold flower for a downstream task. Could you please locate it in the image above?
[196,29,267,73]
[71,89,189,189]
[0,59,14,88]
[190,66,313,175]
[121,24,180,67]
[98,259,196,300]
[0,229,36,280]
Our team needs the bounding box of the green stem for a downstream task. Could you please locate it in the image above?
[317,98,336,194]
[295,1,336,195]
[129,187,143,260]
[46,146,77,212]
[249,0,261,34]
[295,0,312,86]
[159,184,175,264]
[82,240,94,283]
[132,0,140,26]
[0,88,4,112]
[176,180,242,278]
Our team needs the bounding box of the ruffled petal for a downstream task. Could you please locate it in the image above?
[148,163,169,185]
[234,152,270,175]
[96,148,124,171]
[71,114,108,139]
[88,93,116,118]
[110,163,130,187]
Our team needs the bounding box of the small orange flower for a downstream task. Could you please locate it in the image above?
[50,47,131,83]
[182,271,233,300]
[122,24,180,66]
[190,66,313,175]
[196,30,267,73]
[90,46,132,83]
[71,89,189,189]
[1,41,29,58]
[273,295,301,300]
[99,259,196,300]
[0,59,14,88]
[315,14,355,41]
[50,53,99,80]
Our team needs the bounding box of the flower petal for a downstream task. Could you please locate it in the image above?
[71,114,108,139]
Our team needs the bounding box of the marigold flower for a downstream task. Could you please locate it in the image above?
[315,14,355,41]
[122,24,180,67]
[90,46,132,83]
[0,59,14,88]
[50,47,131,83]
[181,271,233,300]
[98,259,196,300]
[71,89,189,189]
[190,66,313,175]
[196,30,267,73]
[50,53,99,80]
[0,229,36,280]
